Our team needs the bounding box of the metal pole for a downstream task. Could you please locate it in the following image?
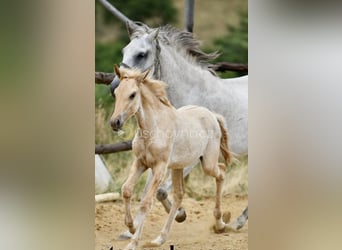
[184,0,195,32]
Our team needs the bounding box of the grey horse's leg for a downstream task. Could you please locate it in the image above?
[227,206,248,230]
[156,164,196,222]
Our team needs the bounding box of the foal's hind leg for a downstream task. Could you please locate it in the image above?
[156,164,196,222]
[213,163,227,232]
[201,150,227,232]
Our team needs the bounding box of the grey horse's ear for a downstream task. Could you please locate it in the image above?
[126,21,137,39]
[137,69,150,84]
[147,28,160,42]
[114,64,121,78]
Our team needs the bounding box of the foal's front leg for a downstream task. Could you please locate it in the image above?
[121,160,146,234]
[124,162,167,250]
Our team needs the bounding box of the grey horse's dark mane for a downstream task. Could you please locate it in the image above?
[131,22,220,74]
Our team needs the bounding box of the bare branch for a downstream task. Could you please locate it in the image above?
[184,0,195,32]
[209,62,248,73]
[95,141,132,154]
[97,0,132,24]
[95,72,115,85]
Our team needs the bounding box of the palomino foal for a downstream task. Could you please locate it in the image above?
[110,65,232,250]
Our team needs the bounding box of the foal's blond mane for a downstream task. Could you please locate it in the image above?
[120,68,172,107]
[142,78,172,107]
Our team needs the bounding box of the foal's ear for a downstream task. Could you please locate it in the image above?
[114,64,121,78]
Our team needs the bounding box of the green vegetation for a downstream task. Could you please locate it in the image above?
[95,42,124,109]
[209,11,248,78]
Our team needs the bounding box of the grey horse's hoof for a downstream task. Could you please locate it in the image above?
[175,207,187,223]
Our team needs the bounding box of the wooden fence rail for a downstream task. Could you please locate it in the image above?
[209,62,248,73]
[95,62,247,85]
[95,141,133,154]
[95,72,116,85]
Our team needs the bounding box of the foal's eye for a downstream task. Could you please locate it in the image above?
[129,92,136,100]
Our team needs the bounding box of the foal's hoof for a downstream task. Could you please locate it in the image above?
[213,223,240,234]
[143,236,165,248]
[117,231,133,241]
[213,225,226,234]
[212,224,238,234]
[175,207,187,223]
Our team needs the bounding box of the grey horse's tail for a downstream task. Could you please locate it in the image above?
[215,114,232,166]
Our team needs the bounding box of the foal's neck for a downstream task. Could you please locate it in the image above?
[135,86,174,132]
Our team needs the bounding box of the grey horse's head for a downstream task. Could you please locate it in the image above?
[110,22,160,96]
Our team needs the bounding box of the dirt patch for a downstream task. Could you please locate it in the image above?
[95,194,248,250]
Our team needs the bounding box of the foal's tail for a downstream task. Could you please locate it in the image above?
[216,114,232,166]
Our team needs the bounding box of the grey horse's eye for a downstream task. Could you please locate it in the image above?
[136,52,147,59]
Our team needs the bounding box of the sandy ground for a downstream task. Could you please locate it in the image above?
[95,194,248,250]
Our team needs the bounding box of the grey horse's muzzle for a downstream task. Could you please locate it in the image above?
[110,76,120,97]
[110,62,132,97]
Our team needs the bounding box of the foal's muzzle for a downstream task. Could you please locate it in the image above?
[110,117,123,131]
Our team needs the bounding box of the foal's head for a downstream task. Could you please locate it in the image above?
[110,65,149,131]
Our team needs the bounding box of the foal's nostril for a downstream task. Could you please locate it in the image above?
[110,118,122,131]
[115,119,121,128]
